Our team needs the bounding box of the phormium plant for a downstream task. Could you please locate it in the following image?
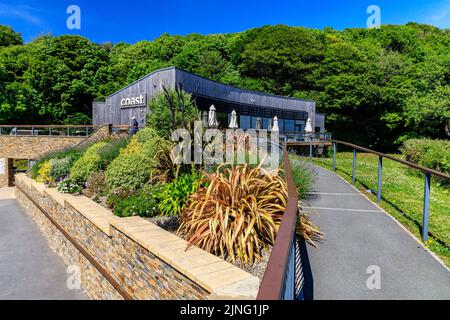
[178,164,288,265]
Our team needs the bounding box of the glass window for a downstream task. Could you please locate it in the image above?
[251,116,257,128]
[217,112,228,128]
[285,119,294,132]
[239,115,251,130]
[278,118,285,132]
[263,117,272,130]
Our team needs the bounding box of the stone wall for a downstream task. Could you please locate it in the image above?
[15,174,260,300]
[74,125,112,150]
[0,158,13,189]
[0,125,116,187]
[0,136,84,160]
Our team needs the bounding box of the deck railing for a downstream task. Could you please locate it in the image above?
[331,139,450,242]
[282,132,332,142]
[0,125,99,137]
[257,142,301,300]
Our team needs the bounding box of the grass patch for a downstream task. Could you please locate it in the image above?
[289,154,316,199]
[310,152,450,267]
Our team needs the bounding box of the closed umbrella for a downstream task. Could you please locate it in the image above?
[208,105,218,128]
[272,116,279,132]
[201,111,208,127]
[255,117,262,130]
[229,110,238,129]
[304,117,313,133]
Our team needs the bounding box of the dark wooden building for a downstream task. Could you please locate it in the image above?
[92,67,325,133]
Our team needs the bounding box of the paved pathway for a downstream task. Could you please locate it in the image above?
[0,188,87,300]
[302,166,450,300]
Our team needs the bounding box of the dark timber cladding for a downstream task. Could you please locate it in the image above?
[92,66,318,130]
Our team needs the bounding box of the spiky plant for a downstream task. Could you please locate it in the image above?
[178,163,288,265]
[296,205,324,247]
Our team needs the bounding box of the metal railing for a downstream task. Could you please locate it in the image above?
[282,132,332,142]
[0,125,99,137]
[257,142,301,300]
[331,139,450,242]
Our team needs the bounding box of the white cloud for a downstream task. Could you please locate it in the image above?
[0,4,43,26]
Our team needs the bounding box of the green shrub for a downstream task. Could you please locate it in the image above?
[63,112,92,125]
[36,160,52,184]
[86,171,107,198]
[57,178,82,194]
[112,185,162,217]
[70,141,109,184]
[147,89,199,139]
[30,148,81,180]
[14,159,28,171]
[401,139,450,175]
[133,127,161,145]
[105,127,166,192]
[105,153,156,192]
[49,157,72,182]
[97,138,129,167]
[155,171,204,217]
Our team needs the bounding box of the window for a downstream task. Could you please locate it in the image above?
[278,118,285,132]
[239,115,251,130]
[285,119,294,132]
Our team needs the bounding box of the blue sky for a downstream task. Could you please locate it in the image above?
[0,0,449,43]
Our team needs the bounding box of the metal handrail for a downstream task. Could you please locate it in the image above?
[331,139,450,241]
[0,124,98,128]
[332,139,450,180]
[282,132,332,142]
[257,142,299,300]
[0,125,99,137]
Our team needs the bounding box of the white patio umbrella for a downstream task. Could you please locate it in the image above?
[304,117,313,133]
[271,116,279,132]
[201,111,208,127]
[208,105,218,128]
[255,117,262,130]
[228,110,238,129]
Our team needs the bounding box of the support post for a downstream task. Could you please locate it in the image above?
[332,142,336,171]
[377,156,382,203]
[352,149,356,184]
[422,173,431,242]
[309,143,312,159]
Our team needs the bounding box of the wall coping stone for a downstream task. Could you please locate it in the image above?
[15,173,260,299]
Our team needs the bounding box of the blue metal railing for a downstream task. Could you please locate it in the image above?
[331,139,450,242]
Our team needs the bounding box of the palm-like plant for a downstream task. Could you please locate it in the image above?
[178,163,288,265]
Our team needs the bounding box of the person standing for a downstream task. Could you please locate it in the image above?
[131,116,139,135]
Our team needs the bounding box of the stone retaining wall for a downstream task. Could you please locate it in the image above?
[0,136,84,160]
[15,174,259,300]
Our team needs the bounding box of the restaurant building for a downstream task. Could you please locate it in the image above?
[92,67,325,134]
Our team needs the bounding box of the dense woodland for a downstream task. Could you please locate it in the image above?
[0,23,448,151]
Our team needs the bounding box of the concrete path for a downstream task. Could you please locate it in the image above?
[0,188,87,300]
[302,166,450,300]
